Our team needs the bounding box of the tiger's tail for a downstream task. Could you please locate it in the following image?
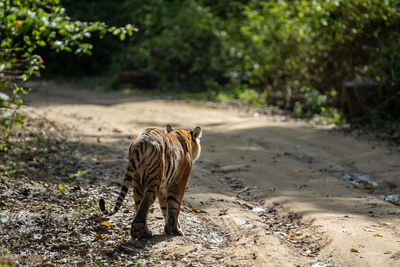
[99,172,131,216]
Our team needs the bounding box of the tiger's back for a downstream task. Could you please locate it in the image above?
[99,125,202,239]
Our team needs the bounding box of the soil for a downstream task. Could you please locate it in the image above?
[1,80,400,266]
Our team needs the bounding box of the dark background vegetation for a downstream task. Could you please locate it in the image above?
[8,0,400,135]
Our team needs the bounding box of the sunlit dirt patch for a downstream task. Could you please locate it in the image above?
[253,206,326,258]
[180,209,229,245]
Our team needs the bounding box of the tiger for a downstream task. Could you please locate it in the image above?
[99,125,202,239]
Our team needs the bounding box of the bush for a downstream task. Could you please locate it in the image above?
[216,87,266,106]
[45,0,400,126]
[114,0,227,91]
[224,0,399,89]
[0,0,133,137]
[221,0,400,123]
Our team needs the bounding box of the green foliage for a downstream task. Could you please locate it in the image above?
[293,87,336,117]
[237,89,265,107]
[110,0,226,91]
[76,198,98,215]
[216,87,266,106]
[294,87,345,124]
[25,0,400,126]
[222,0,400,124]
[0,84,28,136]
[223,0,399,90]
[0,0,135,135]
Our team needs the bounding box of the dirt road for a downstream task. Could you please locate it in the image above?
[25,80,400,266]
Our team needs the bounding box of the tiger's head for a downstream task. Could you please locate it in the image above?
[165,125,202,162]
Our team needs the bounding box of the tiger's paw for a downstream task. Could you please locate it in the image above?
[131,221,152,240]
[164,224,184,236]
[140,227,153,239]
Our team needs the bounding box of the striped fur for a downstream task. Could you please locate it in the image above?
[99,125,202,239]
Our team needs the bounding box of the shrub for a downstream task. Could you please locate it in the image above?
[44,0,400,125]
[0,0,134,136]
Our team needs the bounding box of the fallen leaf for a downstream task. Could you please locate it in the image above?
[40,181,49,187]
[192,207,206,213]
[101,221,113,226]
[58,184,64,191]
[350,248,359,253]
[287,233,295,237]
[374,233,383,237]
[296,233,303,236]
[167,253,173,256]
[296,169,305,173]
[33,204,41,209]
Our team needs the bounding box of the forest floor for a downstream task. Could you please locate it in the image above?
[1,80,400,266]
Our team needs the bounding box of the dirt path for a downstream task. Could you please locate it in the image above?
[24,80,400,266]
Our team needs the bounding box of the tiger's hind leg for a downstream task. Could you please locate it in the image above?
[131,175,161,240]
[132,187,153,239]
[158,186,168,220]
[164,189,184,236]
[164,172,190,236]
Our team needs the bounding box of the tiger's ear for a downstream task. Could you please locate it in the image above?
[192,126,202,139]
[165,124,173,133]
